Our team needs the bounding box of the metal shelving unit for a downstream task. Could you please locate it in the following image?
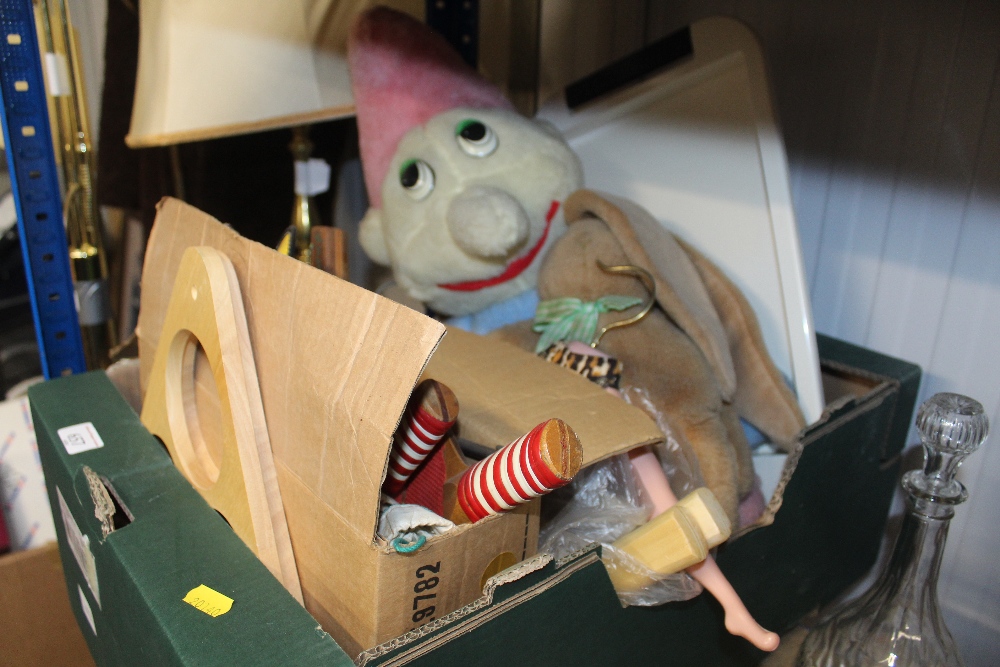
[0,0,86,379]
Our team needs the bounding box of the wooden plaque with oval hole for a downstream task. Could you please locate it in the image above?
[140,246,302,602]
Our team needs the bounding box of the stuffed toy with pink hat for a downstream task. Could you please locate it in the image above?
[350,7,582,331]
[348,8,807,652]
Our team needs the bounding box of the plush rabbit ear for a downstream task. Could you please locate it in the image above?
[562,189,737,401]
[358,207,389,266]
[673,237,807,446]
[348,7,513,209]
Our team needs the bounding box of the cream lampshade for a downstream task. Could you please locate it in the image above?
[125,0,422,147]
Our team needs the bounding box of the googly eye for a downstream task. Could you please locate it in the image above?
[455,120,498,157]
[399,159,435,200]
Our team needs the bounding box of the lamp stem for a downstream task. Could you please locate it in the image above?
[289,125,316,265]
[169,144,186,201]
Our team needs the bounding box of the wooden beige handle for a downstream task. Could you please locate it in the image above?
[676,487,731,549]
[607,487,730,592]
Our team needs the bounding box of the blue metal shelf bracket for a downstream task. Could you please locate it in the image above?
[0,0,87,378]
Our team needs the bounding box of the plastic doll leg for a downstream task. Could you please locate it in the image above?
[629,445,779,652]
[563,346,778,652]
[628,446,677,515]
[686,557,780,652]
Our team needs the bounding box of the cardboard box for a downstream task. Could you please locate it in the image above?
[0,544,95,667]
[30,333,920,666]
[28,372,353,667]
[134,198,663,654]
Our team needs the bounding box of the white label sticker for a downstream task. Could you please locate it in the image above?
[58,422,104,455]
[58,487,100,607]
[44,52,72,96]
[78,585,96,634]
[294,158,332,196]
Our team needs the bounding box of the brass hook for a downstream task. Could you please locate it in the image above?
[591,261,656,347]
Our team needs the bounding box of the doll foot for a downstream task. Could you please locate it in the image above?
[724,612,780,652]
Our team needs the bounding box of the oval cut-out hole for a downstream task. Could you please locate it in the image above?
[177,334,224,489]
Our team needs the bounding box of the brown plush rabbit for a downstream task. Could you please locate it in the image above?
[494,190,806,525]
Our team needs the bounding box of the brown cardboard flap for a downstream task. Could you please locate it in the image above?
[424,327,663,466]
[138,198,445,541]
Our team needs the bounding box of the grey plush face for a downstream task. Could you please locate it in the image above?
[359,108,583,316]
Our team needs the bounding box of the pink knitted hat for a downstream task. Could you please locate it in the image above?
[348,7,514,208]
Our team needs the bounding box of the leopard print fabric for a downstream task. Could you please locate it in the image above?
[541,342,623,390]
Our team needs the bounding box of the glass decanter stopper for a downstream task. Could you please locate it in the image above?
[797,392,989,667]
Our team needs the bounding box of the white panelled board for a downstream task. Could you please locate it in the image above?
[538,17,824,424]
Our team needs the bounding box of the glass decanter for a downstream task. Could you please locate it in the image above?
[797,392,989,667]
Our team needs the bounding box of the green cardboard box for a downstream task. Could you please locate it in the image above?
[30,334,920,666]
[29,371,352,667]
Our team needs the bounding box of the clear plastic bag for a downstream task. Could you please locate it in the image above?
[618,383,702,497]
[539,420,706,606]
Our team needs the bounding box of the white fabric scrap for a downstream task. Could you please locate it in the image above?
[377,503,454,544]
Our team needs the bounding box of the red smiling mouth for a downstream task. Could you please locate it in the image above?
[439,200,561,292]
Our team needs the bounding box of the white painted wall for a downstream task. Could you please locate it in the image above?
[540,1,1000,663]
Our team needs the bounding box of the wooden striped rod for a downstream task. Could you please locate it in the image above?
[383,380,458,497]
[456,418,582,523]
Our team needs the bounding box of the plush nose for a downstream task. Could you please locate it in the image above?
[446,186,530,259]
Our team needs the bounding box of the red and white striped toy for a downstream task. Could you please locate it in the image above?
[383,380,459,497]
[455,418,582,523]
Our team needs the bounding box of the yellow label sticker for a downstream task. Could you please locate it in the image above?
[7,34,22,45]
[183,585,234,618]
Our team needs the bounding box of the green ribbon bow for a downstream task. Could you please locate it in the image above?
[533,295,644,354]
